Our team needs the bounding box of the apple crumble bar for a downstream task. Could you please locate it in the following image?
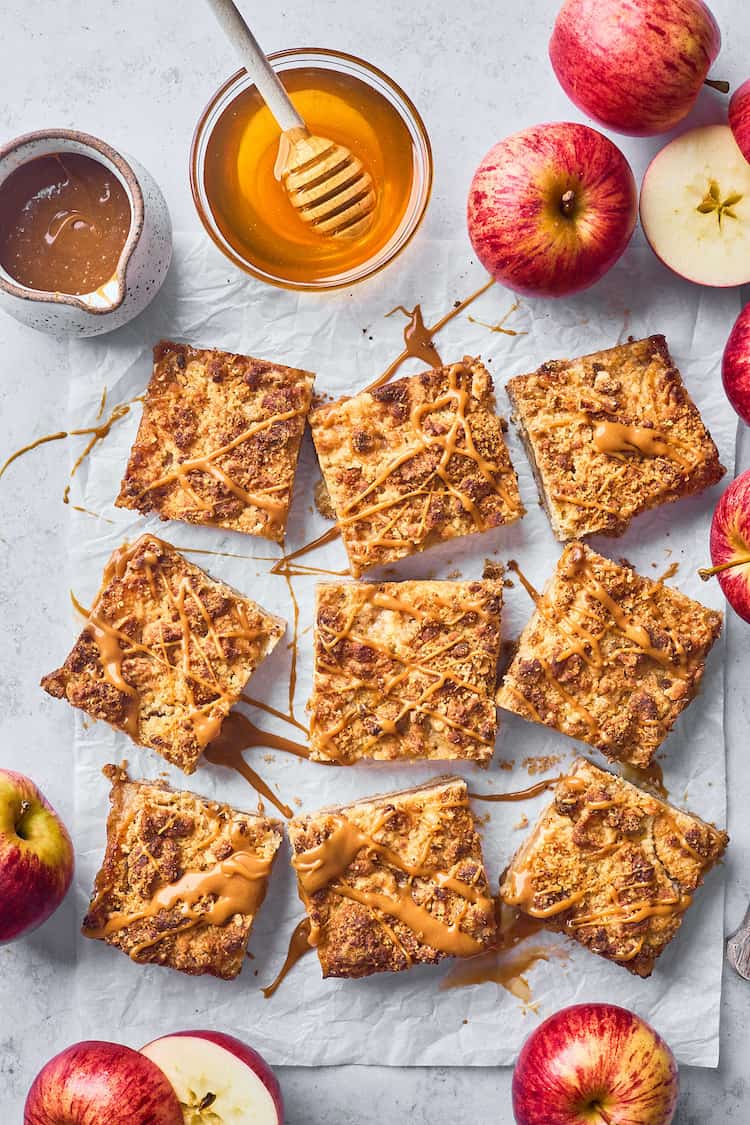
[116,342,315,542]
[288,776,496,979]
[309,358,524,576]
[497,543,722,768]
[506,335,724,541]
[308,576,504,765]
[41,535,285,773]
[82,764,282,979]
[499,757,728,977]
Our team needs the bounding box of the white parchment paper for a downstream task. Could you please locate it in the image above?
[64,233,738,1067]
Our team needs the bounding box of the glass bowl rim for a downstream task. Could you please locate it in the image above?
[189,46,433,291]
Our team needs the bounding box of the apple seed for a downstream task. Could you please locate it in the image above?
[695,179,743,227]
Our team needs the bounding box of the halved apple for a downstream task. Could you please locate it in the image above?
[640,125,750,287]
[140,1031,283,1124]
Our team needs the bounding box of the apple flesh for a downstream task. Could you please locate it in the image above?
[512,1003,678,1125]
[141,1030,283,1124]
[467,122,637,298]
[0,769,74,942]
[700,470,750,623]
[24,1040,182,1125]
[729,79,750,164]
[549,0,722,136]
[640,125,750,287]
[722,301,750,424]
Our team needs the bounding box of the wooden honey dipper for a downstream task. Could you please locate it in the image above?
[205,0,377,239]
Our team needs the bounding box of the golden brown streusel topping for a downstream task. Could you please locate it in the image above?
[82,764,283,979]
[308,577,503,765]
[497,543,722,768]
[41,535,285,773]
[116,341,315,543]
[309,357,524,576]
[289,776,496,979]
[507,335,724,541]
[500,757,728,977]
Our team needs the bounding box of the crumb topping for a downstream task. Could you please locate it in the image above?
[497,543,722,768]
[507,335,725,541]
[500,757,728,977]
[116,342,314,543]
[310,358,524,575]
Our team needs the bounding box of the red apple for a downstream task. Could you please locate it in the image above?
[141,1030,283,1123]
[640,125,750,287]
[729,78,750,164]
[0,769,74,942]
[700,470,750,622]
[512,1003,678,1125]
[24,1040,182,1125]
[467,123,636,298]
[722,301,750,424]
[549,0,722,137]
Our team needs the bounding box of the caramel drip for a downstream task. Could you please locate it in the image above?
[657,561,679,583]
[551,492,623,516]
[468,301,526,337]
[240,693,308,735]
[364,278,495,394]
[292,811,493,957]
[592,420,692,469]
[134,406,305,529]
[203,711,311,819]
[338,363,516,549]
[568,892,692,930]
[503,879,587,919]
[469,776,565,802]
[507,559,540,603]
[261,917,314,998]
[270,526,343,572]
[384,303,443,369]
[83,829,272,957]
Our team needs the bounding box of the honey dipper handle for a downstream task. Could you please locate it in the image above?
[204,0,305,133]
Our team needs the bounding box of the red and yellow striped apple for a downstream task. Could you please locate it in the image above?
[512,1003,678,1125]
[700,471,750,623]
[722,301,750,424]
[141,1030,284,1123]
[0,769,73,942]
[24,1041,182,1125]
[729,79,750,164]
[549,0,722,136]
[467,123,637,298]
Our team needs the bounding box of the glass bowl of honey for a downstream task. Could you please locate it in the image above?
[190,48,432,290]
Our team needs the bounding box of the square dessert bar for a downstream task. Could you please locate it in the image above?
[497,543,722,768]
[506,335,725,541]
[82,764,283,979]
[309,358,524,576]
[41,535,285,773]
[288,776,497,979]
[116,341,315,543]
[308,575,504,765]
[499,757,728,977]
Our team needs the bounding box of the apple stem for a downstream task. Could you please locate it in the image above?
[704,77,730,94]
[559,189,576,218]
[698,554,750,581]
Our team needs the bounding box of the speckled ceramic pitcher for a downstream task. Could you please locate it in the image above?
[0,128,172,336]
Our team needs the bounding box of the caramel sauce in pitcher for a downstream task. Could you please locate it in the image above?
[203,66,416,284]
[0,153,130,294]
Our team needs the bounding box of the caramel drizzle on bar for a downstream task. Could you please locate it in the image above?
[507,549,692,746]
[311,583,497,758]
[318,361,517,564]
[502,777,705,949]
[133,404,308,533]
[293,804,493,958]
[76,537,273,750]
[84,823,273,959]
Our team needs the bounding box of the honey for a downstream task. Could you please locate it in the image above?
[201,64,420,285]
[0,153,130,294]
